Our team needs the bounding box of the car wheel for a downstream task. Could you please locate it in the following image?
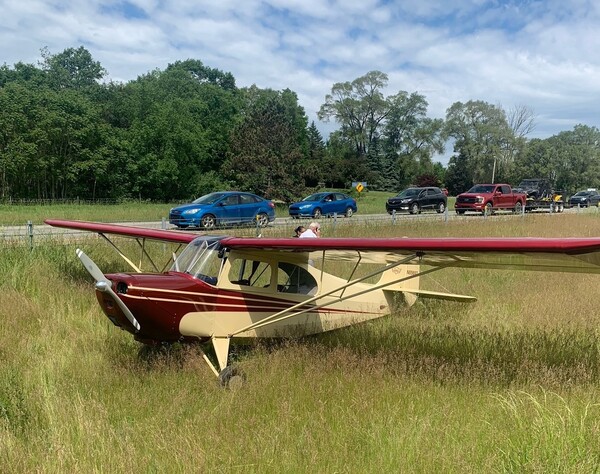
[345,207,354,217]
[201,214,216,229]
[513,201,523,214]
[456,210,465,215]
[484,202,493,216]
[313,208,322,219]
[409,203,420,214]
[436,202,446,213]
[256,212,269,227]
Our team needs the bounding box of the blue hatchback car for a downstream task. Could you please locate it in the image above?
[288,192,357,219]
[169,191,275,229]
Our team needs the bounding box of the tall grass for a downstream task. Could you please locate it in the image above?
[2,213,600,471]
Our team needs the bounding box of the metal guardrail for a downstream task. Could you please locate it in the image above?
[1,205,597,246]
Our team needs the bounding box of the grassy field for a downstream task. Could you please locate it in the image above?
[2,213,600,472]
[0,190,444,226]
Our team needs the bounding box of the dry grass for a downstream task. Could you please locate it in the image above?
[2,212,600,472]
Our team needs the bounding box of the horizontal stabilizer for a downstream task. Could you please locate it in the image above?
[403,289,477,302]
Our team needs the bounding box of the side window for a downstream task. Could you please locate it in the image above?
[501,185,511,194]
[277,262,317,295]
[222,195,239,206]
[426,189,436,196]
[335,193,346,201]
[239,194,254,205]
[228,258,271,288]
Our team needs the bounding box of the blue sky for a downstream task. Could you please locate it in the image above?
[2,0,599,164]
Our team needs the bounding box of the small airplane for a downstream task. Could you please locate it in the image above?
[45,219,600,386]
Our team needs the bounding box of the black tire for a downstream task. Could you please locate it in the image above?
[218,366,245,389]
[201,214,216,229]
[256,212,269,227]
[345,207,354,218]
[313,208,322,219]
[409,203,420,215]
[436,201,446,213]
[514,201,523,214]
[456,210,465,215]
[484,202,493,216]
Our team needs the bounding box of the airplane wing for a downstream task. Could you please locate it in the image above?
[44,219,200,273]
[219,236,600,274]
[44,219,197,244]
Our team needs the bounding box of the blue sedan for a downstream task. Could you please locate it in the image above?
[288,192,357,219]
[169,191,275,229]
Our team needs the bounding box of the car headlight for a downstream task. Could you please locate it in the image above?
[476,196,484,203]
[401,199,411,203]
[182,209,199,215]
[299,204,311,209]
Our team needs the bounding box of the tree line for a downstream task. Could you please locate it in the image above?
[1,46,599,202]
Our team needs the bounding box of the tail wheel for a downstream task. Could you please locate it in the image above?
[256,212,269,227]
[201,214,216,229]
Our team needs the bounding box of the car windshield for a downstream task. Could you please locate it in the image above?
[574,191,592,197]
[192,192,228,205]
[396,188,420,197]
[519,180,540,187]
[302,193,327,202]
[467,185,495,193]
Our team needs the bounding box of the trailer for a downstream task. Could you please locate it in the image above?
[513,179,565,213]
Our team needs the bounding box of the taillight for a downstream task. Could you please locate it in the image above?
[268,202,275,208]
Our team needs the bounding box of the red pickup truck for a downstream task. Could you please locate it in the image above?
[455,184,527,215]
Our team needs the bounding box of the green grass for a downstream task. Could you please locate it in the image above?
[3,214,600,471]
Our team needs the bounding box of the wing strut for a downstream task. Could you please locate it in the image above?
[229,253,425,337]
[231,262,449,337]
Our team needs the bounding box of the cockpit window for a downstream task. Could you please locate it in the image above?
[172,237,222,285]
[277,262,318,295]
[228,258,272,288]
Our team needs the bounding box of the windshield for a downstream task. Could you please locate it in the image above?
[467,185,495,193]
[396,188,420,198]
[302,193,327,202]
[192,192,227,205]
[171,237,223,285]
[574,191,591,197]
[518,180,540,187]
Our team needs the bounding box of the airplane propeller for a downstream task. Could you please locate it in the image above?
[76,249,141,332]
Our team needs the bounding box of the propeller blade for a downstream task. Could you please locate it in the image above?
[76,249,141,332]
[76,248,110,285]
[95,281,141,332]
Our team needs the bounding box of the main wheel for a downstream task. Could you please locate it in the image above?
[436,202,446,213]
[312,208,322,219]
[256,212,269,227]
[218,366,245,390]
[345,207,354,217]
[201,214,216,229]
[409,203,420,215]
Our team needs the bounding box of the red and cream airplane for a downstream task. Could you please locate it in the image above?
[45,219,600,385]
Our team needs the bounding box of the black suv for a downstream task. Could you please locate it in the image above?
[386,187,447,214]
